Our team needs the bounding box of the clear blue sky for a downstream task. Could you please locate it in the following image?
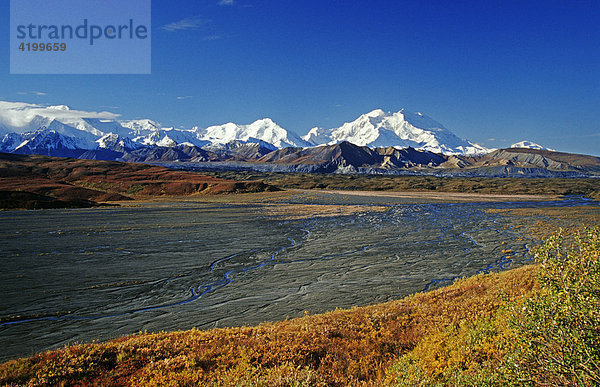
[1,0,599,155]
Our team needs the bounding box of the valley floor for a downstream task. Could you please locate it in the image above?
[0,197,598,385]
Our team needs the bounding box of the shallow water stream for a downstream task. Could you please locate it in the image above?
[0,193,593,361]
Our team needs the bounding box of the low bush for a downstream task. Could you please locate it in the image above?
[505,227,600,385]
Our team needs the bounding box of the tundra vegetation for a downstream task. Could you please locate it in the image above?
[1,225,598,386]
[200,170,600,200]
[0,153,277,209]
[2,153,599,210]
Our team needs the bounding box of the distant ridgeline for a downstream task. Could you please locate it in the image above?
[1,101,599,177]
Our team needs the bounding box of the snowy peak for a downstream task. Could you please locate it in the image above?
[198,118,309,148]
[120,119,161,133]
[365,109,386,118]
[13,128,84,156]
[303,109,489,155]
[397,109,447,132]
[47,105,71,111]
[96,133,140,152]
[303,127,331,146]
[132,128,208,148]
[510,140,555,151]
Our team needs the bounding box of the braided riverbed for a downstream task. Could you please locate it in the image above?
[0,191,594,361]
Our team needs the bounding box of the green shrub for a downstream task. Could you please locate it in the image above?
[505,227,600,385]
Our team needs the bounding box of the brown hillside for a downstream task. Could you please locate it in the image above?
[0,153,276,209]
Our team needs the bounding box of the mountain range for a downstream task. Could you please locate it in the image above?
[157,142,599,178]
[0,101,490,155]
[1,100,597,178]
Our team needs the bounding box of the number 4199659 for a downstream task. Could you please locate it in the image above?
[18,42,66,52]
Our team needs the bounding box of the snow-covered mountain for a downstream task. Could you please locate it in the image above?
[195,118,309,148]
[4,129,87,157]
[510,140,555,151]
[0,101,309,155]
[132,128,209,148]
[303,109,489,155]
[0,100,494,159]
[119,119,161,133]
[2,101,598,177]
[0,101,119,136]
[96,133,141,152]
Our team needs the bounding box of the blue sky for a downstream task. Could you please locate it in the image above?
[1,0,599,155]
